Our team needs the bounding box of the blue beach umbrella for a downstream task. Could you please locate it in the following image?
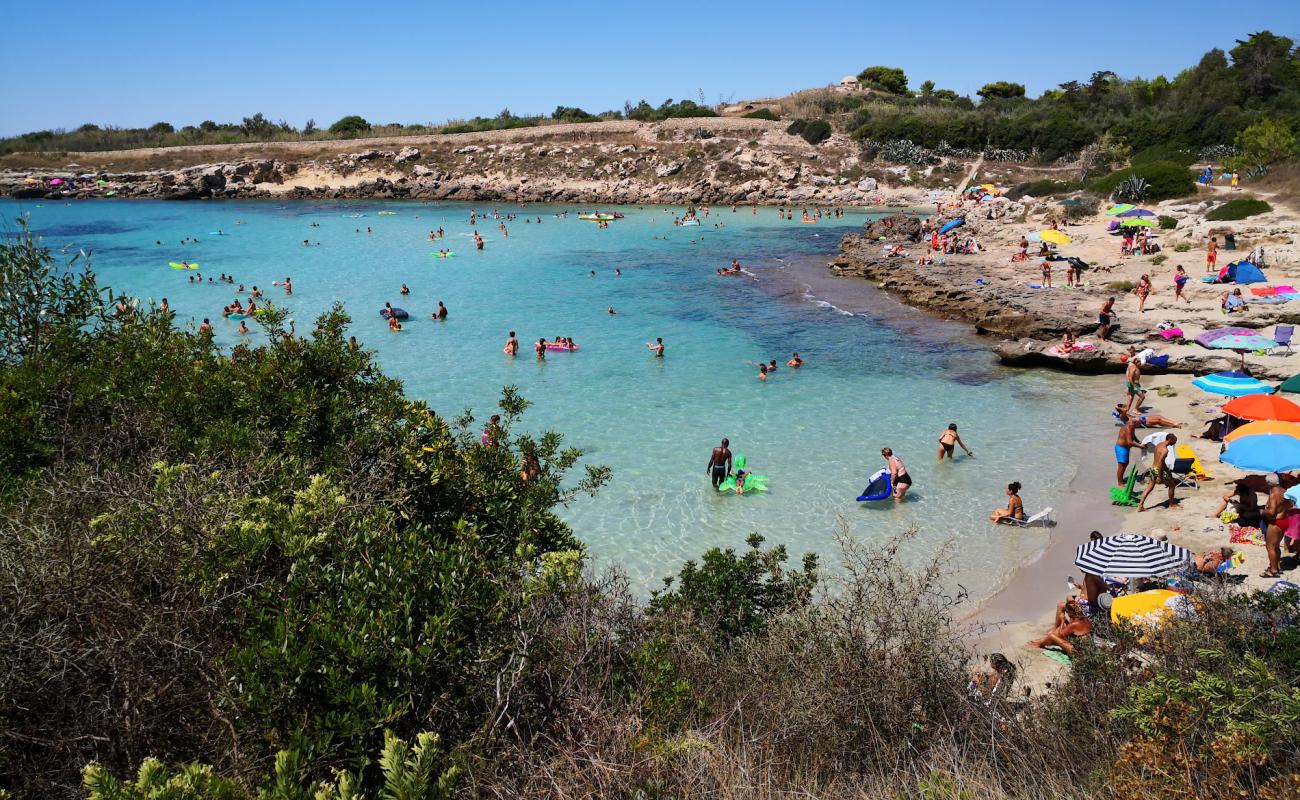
[1118,208,1156,218]
[1192,371,1274,397]
[1222,435,1300,473]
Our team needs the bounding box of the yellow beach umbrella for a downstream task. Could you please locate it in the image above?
[1111,589,1184,626]
[1040,230,1071,245]
[1224,420,1300,443]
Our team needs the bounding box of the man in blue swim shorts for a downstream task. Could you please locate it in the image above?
[1115,412,1139,485]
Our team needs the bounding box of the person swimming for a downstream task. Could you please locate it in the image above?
[787,352,803,368]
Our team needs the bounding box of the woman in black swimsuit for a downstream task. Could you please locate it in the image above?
[882,447,912,503]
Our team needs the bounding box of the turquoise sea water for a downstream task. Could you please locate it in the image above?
[2,199,1113,598]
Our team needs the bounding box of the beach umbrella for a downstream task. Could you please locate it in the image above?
[1118,208,1156,218]
[49,178,63,186]
[1192,371,1273,397]
[1277,374,1300,394]
[1111,589,1199,626]
[1074,533,1192,578]
[1195,328,1278,352]
[1222,434,1300,472]
[1105,203,1135,215]
[1040,230,1071,245]
[1225,420,1300,443]
[1120,218,1154,228]
[1223,393,1300,422]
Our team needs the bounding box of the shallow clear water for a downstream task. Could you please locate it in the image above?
[2,199,1113,598]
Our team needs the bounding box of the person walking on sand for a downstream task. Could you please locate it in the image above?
[1173,265,1190,303]
[707,438,733,489]
[1098,297,1116,341]
[1134,274,1152,313]
[937,423,974,462]
[1206,235,1218,274]
[882,447,912,503]
[1138,433,1179,512]
[1115,412,1139,485]
[1122,351,1146,416]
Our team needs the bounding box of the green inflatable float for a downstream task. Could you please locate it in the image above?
[716,454,769,495]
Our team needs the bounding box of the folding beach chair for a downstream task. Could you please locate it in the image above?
[1169,458,1199,491]
[1004,507,1054,528]
[1275,324,1294,355]
[1110,467,1140,507]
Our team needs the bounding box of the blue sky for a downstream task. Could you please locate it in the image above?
[1,1,1296,136]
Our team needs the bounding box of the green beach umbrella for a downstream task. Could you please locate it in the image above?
[1105,204,1135,216]
[1278,374,1300,394]
[1121,218,1155,228]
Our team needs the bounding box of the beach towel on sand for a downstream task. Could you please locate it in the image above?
[1230,525,1265,546]
[1159,328,1184,340]
[1176,444,1209,479]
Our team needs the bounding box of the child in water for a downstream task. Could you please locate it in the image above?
[734,469,748,494]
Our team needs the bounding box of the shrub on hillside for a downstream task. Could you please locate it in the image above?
[786,119,806,136]
[1131,143,1198,166]
[800,119,832,145]
[1089,161,1196,200]
[1007,179,1081,200]
[742,108,779,121]
[1206,197,1273,220]
[1158,214,1178,229]
[327,115,371,137]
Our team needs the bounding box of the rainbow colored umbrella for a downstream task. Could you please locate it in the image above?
[1105,204,1135,216]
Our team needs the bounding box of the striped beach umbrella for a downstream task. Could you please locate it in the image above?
[1074,534,1192,578]
[1192,371,1273,397]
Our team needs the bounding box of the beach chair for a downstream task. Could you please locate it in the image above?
[1110,467,1140,507]
[1175,444,1210,479]
[1275,324,1294,355]
[1169,458,1199,491]
[1004,507,1054,528]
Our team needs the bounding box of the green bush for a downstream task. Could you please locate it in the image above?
[786,119,806,136]
[800,119,832,145]
[1175,242,1192,252]
[327,115,371,137]
[1152,254,1168,265]
[1007,179,1081,200]
[1206,197,1273,220]
[1158,215,1178,229]
[1131,143,1198,166]
[742,108,779,121]
[1089,161,1196,200]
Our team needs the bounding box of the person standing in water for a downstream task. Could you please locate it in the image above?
[504,330,519,356]
[882,447,912,503]
[535,338,547,360]
[707,438,733,489]
[646,337,664,357]
[937,423,974,462]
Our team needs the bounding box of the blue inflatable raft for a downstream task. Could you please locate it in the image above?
[856,468,892,502]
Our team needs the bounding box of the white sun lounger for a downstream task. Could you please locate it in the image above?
[1005,507,1054,528]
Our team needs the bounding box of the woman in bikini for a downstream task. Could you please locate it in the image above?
[990,482,1026,524]
[1134,274,1152,314]
[937,423,974,462]
[882,447,912,503]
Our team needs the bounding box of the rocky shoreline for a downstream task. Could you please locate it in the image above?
[0,119,913,207]
[829,209,1300,378]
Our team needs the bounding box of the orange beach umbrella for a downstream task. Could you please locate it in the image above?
[1224,420,1300,443]
[1222,394,1300,422]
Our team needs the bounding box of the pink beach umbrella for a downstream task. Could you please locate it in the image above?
[49,178,63,186]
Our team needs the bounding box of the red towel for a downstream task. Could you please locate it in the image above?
[1252,287,1276,296]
